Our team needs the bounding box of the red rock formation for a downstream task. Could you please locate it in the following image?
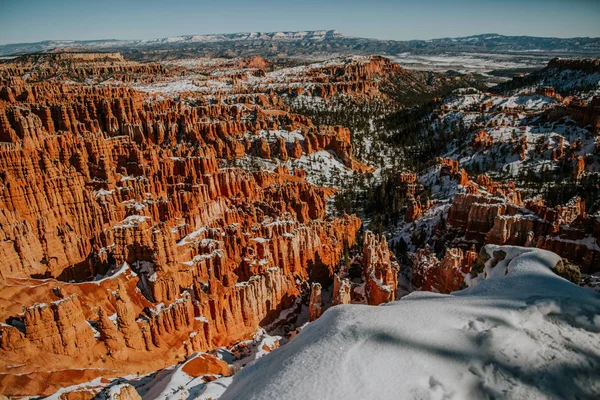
[400,171,416,183]
[0,54,371,396]
[361,232,399,305]
[263,55,475,105]
[471,130,493,150]
[308,283,323,321]
[436,157,470,186]
[513,136,528,161]
[256,137,272,159]
[446,190,598,274]
[409,247,439,291]
[23,295,96,355]
[410,247,476,293]
[552,136,565,160]
[573,156,585,181]
[97,307,127,360]
[438,157,460,176]
[447,193,505,230]
[332,274,352,305]
[476,175,522,205]
[181,353,230,377]
[114,283,145,351]
[527,196,586,225]
[485,214,552,245]
[536,236,600,273]
[536,86,557,98]
[405,195,423,222]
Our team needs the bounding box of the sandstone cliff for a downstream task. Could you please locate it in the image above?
[0,54,369,396]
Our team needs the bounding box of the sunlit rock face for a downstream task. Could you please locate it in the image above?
[0,53,370,396]
[361,232,400,305]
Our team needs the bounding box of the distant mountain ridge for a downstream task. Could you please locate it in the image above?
[0,30,342,56]
[418,33,600,53]
[1,31,599,57]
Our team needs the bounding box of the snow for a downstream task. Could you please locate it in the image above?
[221,246,600,400]
[292,150,354,187]
[197,377,234,399]
[113,215,150,229]
[126,328,283,399]
[133,353,230,400]
[148,272,158,282]
[177,226,207,246]
[492,93,555,110]
[133,79,231,95]
[530,68,600,97]
[123,200,146,211]
[95,189,114,199]
[391,52,546,78]
[247,129,304,144]
[181,249,224,266]
[106,383,132,398]
[250,237,270,243]
[44,377,107,400]
[226,150,354,189]
[431,84,598,183]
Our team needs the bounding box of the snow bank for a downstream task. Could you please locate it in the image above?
[134,353,228,400]
[221,246,600,400]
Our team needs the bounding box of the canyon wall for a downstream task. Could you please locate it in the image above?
[0,55,371,396]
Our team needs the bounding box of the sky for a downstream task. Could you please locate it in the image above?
[1,0,599,45]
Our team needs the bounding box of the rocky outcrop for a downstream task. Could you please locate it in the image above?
[436,157,470,186]
[551,258,582,284]
[100,384,142,400]
[308,283,323,321]
[448,193,505,231]
[405,195,430,223]
[410,247,476,293]
[361,232,399,305]
[181,353,230,377]
[547,58,600,73]
[476,175,522,205]
[471,130,493,150]
[23,295,95,355]
[573,156,585,181]
[332,274,352,305]
[446,191,599,273]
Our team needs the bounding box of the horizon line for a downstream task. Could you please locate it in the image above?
[2,29,600,48]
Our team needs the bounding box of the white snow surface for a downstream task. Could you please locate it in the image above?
[221,246,600,400]
[135,353,228,400]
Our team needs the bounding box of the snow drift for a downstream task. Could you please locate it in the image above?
[221,245,600,400]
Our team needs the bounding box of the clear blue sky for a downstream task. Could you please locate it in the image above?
[1,0,599,45]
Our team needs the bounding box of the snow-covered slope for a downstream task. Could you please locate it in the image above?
[221,246,600,400]
[495,58,600,98]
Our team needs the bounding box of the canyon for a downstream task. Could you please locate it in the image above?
[0,52,410,397]
[0,46,598,399]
